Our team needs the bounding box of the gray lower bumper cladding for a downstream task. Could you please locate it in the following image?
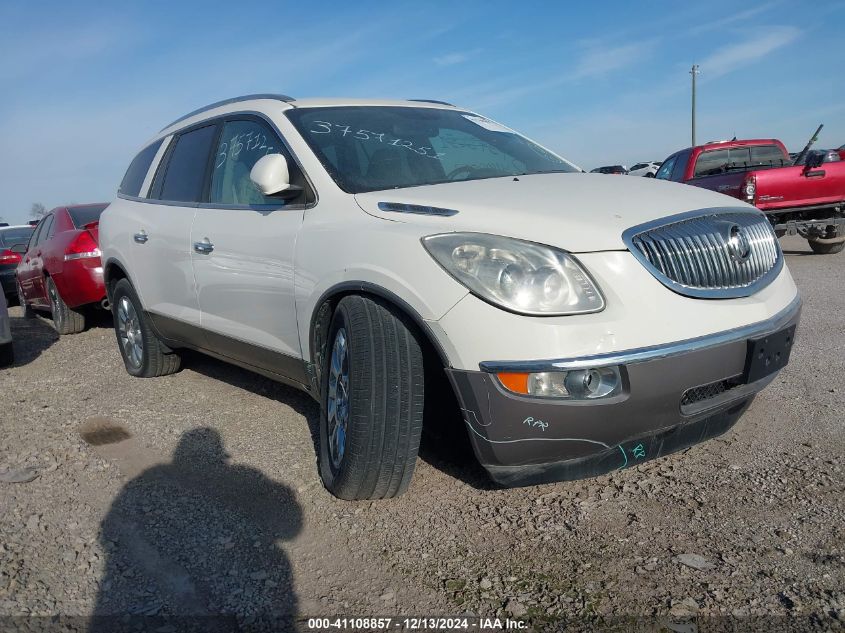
[447,299,801,488]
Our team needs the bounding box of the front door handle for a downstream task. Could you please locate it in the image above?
[133,231,148,244]
[193,239,214,254]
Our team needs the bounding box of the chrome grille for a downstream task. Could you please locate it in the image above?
[623,210,783,298]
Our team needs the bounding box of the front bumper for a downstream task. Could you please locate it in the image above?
[447,295,801,487]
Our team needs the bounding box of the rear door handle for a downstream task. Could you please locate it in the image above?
[193,239,214,254]
[133,231,148,244]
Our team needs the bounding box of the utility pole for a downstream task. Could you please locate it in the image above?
[690,64,700,146]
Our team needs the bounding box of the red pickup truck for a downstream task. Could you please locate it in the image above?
[657,138,845,254]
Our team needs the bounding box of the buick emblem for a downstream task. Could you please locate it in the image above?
[724,224,752,264]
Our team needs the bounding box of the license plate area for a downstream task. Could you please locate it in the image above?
[743,325,796,383]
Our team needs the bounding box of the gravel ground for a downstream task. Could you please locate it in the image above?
[0,235,842,632]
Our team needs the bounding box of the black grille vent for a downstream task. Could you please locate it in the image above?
[681,377,742,407]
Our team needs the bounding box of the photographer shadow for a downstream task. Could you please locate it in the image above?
[90,427,303,632]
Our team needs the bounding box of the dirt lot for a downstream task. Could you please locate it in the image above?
[0,236,842,632]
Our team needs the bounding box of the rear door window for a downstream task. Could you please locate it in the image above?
[119,139,164,197]
[27,221,45,250]
[36,214,54,246]
[156,125,218,203]
[694,149,730,177]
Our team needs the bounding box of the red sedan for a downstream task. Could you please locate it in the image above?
[16,203,109,334]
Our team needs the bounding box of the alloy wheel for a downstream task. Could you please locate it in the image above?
[117,296,143,370]
[48,282,62,329]
[326,327,350,471]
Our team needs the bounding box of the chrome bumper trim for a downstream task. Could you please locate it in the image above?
[479,294,801,373]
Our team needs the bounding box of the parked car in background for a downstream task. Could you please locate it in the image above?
[0,225,35,301]
[590,165,628,175]
[793,149,842,165]
[0,292,12,367]
[15,203,109,334]
[629,161,661,177]
[100,94,800,501]
[657,138,845,254]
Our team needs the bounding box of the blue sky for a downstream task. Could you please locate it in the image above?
[1,0,844,224]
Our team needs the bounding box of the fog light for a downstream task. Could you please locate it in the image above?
[563,367,620,398]
[496,366,622,400]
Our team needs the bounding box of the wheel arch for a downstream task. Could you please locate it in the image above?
[308,282,453,390]
[103,257,135,303]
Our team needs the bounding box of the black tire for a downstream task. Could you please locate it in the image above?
[46,277,85,335]
[318,295,425,500]
[0,341,13,368]
[644,172,655,178]
[15,281,35,318]
[807,239,845,255]
[111,278,181,377]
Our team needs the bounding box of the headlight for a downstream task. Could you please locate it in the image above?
[421,233,605,315]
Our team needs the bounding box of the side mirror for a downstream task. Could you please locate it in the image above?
[250,153,302,200]
[9,243,27,255]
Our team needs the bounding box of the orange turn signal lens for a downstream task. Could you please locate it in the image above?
[496,372,530,395]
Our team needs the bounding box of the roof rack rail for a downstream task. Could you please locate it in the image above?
[408,99,455,106]
[161,93,295,131]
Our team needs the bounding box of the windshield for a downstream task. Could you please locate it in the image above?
[285,106,577,193]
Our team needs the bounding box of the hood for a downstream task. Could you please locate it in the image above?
[354,173,751,252]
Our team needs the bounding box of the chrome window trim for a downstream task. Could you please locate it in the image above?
[622,207,783,299]
[479,294,800,373]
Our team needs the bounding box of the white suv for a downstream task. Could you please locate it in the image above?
[100,95,801,499]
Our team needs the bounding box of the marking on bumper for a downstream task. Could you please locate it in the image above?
[617,446,628,469]
[463,419,610,447]
[523,416,548,432]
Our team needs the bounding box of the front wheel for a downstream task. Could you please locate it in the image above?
[46,277,85,334]
[318,295,425,500]
[111,278,181,377]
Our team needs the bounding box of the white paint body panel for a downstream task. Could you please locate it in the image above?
[354,174,742,252]
[100,97,800,379]
[191,207,302,356]
[102,198,199,325]
[432,253,798,370]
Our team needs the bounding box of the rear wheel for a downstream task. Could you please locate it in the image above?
[111,278,181,377]
[16,281,35,319]
[807,239,844,254]
[318,295,425,500]
[46,277,85,334]
[807,227,844,254]
[644,172,655,178]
